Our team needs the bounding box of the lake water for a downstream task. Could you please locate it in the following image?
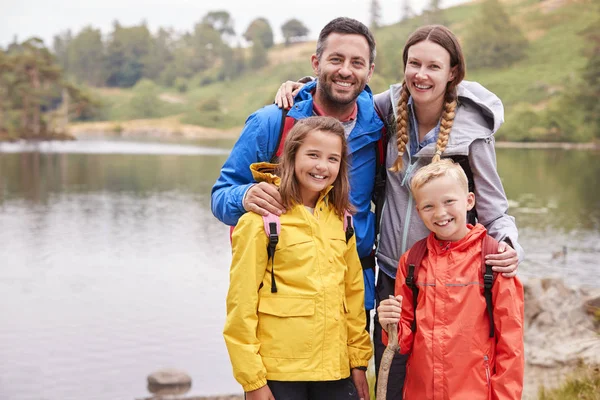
[0,138,598,400]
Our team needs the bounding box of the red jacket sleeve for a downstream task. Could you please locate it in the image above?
[490,274,525,400]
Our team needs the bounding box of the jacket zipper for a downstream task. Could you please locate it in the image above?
[484,355,491,398]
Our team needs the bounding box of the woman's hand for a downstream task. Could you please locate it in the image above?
[486,241,519,278]
[377,295,402,333]
[275,81,305,109]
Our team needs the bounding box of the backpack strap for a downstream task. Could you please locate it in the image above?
[481,234,499,338]
[270,108,296,163]
[405,238,428,333]
[262,213,281,293]
[343,210,354,244]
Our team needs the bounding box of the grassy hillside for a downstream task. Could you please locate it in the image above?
[90,0,599,142]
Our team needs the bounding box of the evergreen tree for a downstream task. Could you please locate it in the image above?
[464,0,528,69]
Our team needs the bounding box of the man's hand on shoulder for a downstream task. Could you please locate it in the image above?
[243,182,285,216]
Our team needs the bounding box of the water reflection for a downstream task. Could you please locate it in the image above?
[0,142,598,400]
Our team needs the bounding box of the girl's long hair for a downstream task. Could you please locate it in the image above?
[390,25,466,172]
[277,116,354,217]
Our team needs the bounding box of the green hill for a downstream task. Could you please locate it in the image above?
[91,0,599,142]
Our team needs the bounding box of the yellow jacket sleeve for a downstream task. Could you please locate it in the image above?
[223,213,269,392]
[344,234,373,368]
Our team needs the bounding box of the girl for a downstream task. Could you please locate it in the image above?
[223,116,372,400]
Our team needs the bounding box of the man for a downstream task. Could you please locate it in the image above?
[211,17,383,400]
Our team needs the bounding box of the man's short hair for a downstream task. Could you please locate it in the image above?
[316,17,376,65]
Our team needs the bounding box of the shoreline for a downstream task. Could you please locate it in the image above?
[67,121,600,149]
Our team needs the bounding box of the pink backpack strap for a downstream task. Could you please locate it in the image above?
[262,213,281,237]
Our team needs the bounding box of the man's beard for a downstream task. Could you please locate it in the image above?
[317,72,365,108]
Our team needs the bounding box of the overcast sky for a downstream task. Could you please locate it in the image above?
[2,0,468,48]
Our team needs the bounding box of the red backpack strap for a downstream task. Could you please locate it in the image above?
[271,108,296,163]
[343,210,354,243]
[481,234,499,337]
[262,213,281,293]
[405,238,428,333]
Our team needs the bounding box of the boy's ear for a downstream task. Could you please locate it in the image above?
[466,192,475,211]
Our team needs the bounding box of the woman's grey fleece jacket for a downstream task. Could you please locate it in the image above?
[374,81,524,279]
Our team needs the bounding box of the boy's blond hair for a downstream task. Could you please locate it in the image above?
[410,159,469,194]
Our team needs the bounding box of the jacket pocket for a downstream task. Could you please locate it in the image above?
[257,296,315,359]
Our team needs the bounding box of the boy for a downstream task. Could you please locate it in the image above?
[377,159,524,399]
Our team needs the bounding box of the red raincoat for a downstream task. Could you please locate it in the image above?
[383,224,524,400]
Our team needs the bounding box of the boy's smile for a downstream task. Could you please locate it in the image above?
[414,175,475,242]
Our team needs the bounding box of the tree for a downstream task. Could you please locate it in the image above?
[52,30,72,73]
[202,10,235,39]
[463,0,528,69]
[190,21,224,72]
[13,38,62,136]
[579,16,600,138]
[281,19,309,46]
[105,21,153,87]
[370,0,382,30]
[67,26,106,86]
[250,40,268,70]
[220,43,246,80]
[244,18,274,49]
[145,28,175,82]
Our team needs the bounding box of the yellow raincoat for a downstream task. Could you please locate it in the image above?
[223,163,372,392]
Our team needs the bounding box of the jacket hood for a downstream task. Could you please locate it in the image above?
[249,161,333,200]
[250,162,280,186]
[427,223,487,255]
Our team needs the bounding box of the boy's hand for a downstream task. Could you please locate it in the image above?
[245,385,275,400]
[377,295,402,333]
[275,81,305,109]
[486,242,519,278]
[243,182,285,216]
[351,368,370,400]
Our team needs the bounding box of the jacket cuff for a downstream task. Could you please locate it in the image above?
[241,183,256,212]
[349,358,370,370]
[242,377,268,393]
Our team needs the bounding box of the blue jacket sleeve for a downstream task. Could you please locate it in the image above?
[211,113,271,226]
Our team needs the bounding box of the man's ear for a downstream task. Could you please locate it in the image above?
[367,63,375,83]
[311,54,320,75]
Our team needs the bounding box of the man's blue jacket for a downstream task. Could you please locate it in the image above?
[211,80,384,310]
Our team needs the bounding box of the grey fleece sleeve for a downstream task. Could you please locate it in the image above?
[469,137,525,262]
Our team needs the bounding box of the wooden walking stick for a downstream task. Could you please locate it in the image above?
[376,297,400,400]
